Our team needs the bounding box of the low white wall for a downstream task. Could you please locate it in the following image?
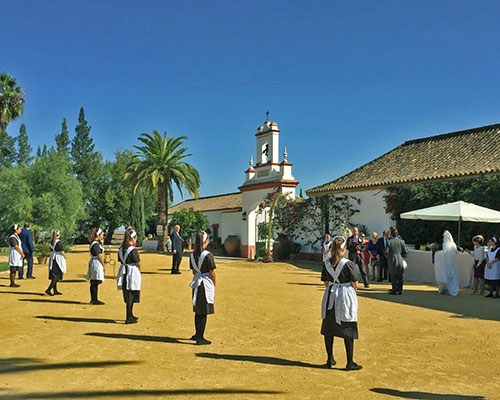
[142,240,158,250]
[405,249,474,288]
[221,212,242,243]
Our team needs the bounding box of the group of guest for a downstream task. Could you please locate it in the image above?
[468,234,500,298]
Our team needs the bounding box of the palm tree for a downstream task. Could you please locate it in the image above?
[125,130,200,251]
[1,73,25,166]
[0,73,25,131]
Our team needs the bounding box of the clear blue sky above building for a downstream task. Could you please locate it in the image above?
[3,0,500,203]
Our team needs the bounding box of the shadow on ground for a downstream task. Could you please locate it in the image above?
[85,332,190,344]
[196,353,326,369]
[358,286,500,322]
[0,388,282,399]
[0,290,45,296]
[370,388,485,399]
[36,316,118,324]
[0,357,139,375]
[19,299,87,305]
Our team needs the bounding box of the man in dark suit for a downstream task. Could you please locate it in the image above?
[347,226,369,288]
[385,227,408,295]
[170,224,184,275]
[375,230,389,281]
[19,222,35,279]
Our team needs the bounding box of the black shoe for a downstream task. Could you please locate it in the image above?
[196,338,211,345]
[28,276,36,279]
[131,315,139,321]
[189,334,198,340]
[346,362,362,371]
[45,289,54,296]
[388,291,397,295]
[125,318,137,324]
[485,293,493,298]
[171,270,181,275]
[324,358,337,368]
[364,284,370,288]
[10,283,20,287]
[53,291,63,295]
[18,277,24,280]
[91,300,105,305]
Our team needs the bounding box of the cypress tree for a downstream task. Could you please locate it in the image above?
[36,145,41,158]
[16,123,33,165]
[55,117,70,155]
[41,144,48,157]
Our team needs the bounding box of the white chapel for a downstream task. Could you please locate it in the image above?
[168,118,299,258]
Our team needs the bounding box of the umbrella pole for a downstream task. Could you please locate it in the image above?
[458,219,461,247]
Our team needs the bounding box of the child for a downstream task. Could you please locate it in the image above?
[117,229,142,324]
[8,224,24,287]
[45,230,66,296]
[189,231,216,345]
[485,235,500,298]
[471,235,486,295]
[86,228,106,305]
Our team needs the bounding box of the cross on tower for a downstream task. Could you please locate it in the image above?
[265,110,269,121]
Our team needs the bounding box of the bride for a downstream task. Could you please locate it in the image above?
[434,230,461,296]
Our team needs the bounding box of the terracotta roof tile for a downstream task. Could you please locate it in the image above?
[307,123,500,195]
[168,192,242,215]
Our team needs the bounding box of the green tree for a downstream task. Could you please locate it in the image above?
[0,73,24,167]
[16,123,33,165]
[168,207,208,243]
[129,188,146,246]
[28,150,84,240]
[36,145,42,158]
[102,150,135,243]
[0,167,32,230]
[125,131,200,251]
[55,118,70,155]
[70,107,105,235]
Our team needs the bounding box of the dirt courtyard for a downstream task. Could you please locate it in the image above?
[1,246,499,400]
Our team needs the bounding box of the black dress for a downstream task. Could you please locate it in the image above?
[48,241,64,281]
[118,246,141,304]
[190,252,216,315]
[320,259,360,339]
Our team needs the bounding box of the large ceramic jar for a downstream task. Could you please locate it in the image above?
[224,235,241,257]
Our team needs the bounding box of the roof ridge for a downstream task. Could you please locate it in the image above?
[402,123,500,146]
[174,192,240,204]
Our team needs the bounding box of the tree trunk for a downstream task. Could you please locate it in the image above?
[158,181,168,252]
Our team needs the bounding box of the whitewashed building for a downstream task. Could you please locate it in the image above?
[306,123,500,235]
[169,119,299,258]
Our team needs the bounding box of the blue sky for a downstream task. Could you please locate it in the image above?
[3,0,500,203]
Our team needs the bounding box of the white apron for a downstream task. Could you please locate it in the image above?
[189,250,215,306]
[8,234,23,267]
[485,248,500,281]
[117,246,141,291]
[321,257,358,323]
[48,239,67,274]
[86,241,105,281]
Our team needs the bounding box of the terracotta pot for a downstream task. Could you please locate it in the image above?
[223,235,241,257]
[274,234,290,260]
[37,256,48,265]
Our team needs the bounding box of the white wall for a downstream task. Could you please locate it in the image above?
[203,211,222,228]
[221,211,243,243]
[347,189,393,235]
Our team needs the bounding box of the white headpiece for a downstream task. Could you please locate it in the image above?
[332,235,347,249]
[443,230,456,253]
[492,236,498,244]
[130,230,137,238]
[202,231,208,242]
[53,229,60,236]
[13,224,19,231]
[96,228,103,236]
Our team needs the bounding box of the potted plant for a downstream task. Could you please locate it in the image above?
[287,241,302,261]
[35,242,51,265]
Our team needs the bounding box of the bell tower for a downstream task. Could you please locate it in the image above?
[238,117,299,258]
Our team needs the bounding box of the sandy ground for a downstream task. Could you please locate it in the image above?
[1,245,499,400]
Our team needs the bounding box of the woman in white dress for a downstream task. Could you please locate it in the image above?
[485,235,500,298]
[86,228,106,305]
[434,230,461,296]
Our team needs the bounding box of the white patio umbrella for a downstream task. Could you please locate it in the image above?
[400,201,500,245]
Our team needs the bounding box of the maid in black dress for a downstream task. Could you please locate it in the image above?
[45,229,66,296]
[189,230,216,345]
[86,228,106,305]
[321,236,362,370]
[117,228,141,324]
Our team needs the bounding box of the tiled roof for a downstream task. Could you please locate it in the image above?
[168,192,242,215]
[307,123,500,196]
